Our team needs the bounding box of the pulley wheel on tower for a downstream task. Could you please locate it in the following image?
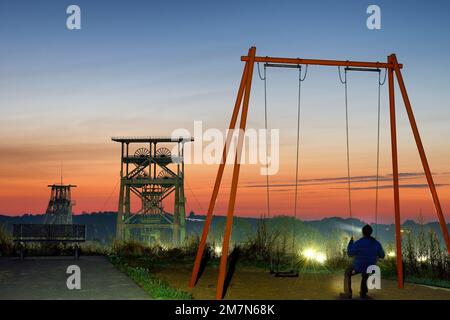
[137,171,149,179]
[157,169,172,179]
[134,147,150,157]
[155,147,171,158]
[144,184,164,194]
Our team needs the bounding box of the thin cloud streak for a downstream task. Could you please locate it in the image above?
[334,184,450,191]
[242,172,438,189]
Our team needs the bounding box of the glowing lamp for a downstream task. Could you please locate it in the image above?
[214,245,222,256]
[387,251,396,258]
[301,247,327,264]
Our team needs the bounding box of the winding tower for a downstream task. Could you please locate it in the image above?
[111,136,193,245]
[44,184,76,224]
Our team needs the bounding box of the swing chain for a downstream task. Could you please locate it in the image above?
[293,64,307,224]
[257,62,266,81]
[339,65,387,239]
[379,66,387,85]
[338,66,354,238]
[262,63,270,219]
[299,64,308,82]
[375,68,387,238]
[342,68,352,215]
[291,65,305,271]
[338,65,347,84]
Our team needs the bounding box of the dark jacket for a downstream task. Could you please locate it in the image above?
[347,236,385,273]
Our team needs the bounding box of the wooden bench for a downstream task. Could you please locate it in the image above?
[13,224,86,260]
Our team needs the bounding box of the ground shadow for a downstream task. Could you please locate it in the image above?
[194,247,212,286]
[221,246,241,299]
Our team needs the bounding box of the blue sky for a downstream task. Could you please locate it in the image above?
[1,0,450,221]
[1,0,450,136]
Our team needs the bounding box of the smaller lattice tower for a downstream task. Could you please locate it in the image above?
[44,184,76,225]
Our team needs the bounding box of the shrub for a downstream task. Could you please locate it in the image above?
[0,224,14,256]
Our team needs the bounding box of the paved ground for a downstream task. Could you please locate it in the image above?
[0,256,151,300]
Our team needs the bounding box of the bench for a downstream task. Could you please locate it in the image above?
[13,224,86,260]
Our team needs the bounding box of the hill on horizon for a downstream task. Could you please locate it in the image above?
[1,211,449,247]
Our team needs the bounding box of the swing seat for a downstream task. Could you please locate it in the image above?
[273,270,299,278]
[269,268,299,277]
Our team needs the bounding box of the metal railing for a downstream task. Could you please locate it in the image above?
[13,224,86,242]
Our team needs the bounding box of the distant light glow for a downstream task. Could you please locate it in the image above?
[337,222,361,235]
[315,252,327,264]
[301,247,327,264]
[303,248,316,259]
[387,251,396,258]
[417,255,428,262]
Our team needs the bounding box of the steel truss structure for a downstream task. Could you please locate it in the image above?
[44,184,76,225]
[112,136,193,245]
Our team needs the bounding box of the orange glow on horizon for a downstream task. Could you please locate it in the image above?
[1,153,449,224]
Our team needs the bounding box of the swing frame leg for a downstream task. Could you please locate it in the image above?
[388,55,403,288]
[188,48,252,291]
[216,46,257,300]
[388,54,450,289]
[391,55,450,255]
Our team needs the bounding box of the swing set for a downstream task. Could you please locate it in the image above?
[189,46,450,300]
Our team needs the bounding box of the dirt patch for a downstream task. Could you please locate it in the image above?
[154,263,450,300]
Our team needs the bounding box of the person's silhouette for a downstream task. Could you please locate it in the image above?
[340,224,385,299]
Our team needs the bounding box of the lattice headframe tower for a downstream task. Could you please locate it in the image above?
[44,184,76,225]
[112,136,193,245]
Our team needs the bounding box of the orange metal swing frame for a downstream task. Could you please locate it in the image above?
[189,46,450,300]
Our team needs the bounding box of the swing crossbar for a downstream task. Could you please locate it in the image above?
[242,55,403,69]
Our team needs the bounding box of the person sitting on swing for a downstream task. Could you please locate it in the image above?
[340,224,385,299]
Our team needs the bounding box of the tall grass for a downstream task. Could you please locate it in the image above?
[109,255,192,299]
[109,240,198,299]
[0,224,14,256]
[402,226,450,284]
[236,218,349,272]
[224,218,449,284]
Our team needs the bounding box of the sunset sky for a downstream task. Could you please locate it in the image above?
[1,0,450,223]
